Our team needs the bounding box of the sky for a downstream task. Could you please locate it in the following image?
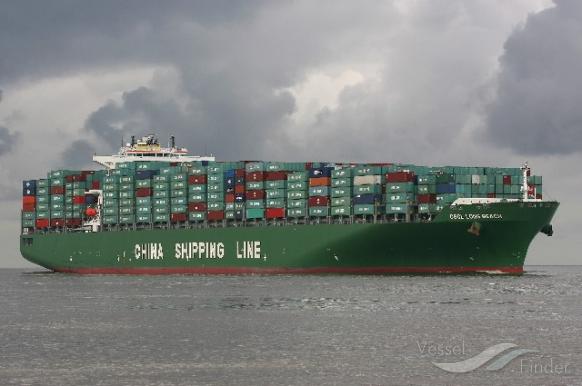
[1,0,580,267]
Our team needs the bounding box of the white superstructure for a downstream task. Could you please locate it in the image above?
[92,134,215,169]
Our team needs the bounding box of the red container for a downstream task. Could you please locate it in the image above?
[386,171,415,183]
[22,195,36,205]
[245,171,264,182]
[503,175,512,185]
[188,175,207,185]
[305,162,313,170]
[235,169,246,178]
[246,190,265,200]
[308,196,329,207]
[50,219,64,227]
[527,184,535,197]
[266,208,285,219]
[136,187,152,197]
[35,219,50,228]
[188,202,207,212]
[66,218,82,227]
[22,203,35,212]
[171,213,187,223]
[235,184,245,194]
[417,194,436,204]
[225,193,235,203]
[51,186,65,195]
[264,171,287,181]
[487,193,496,198]
[91,181,101,189]
[207,210,225,221]
[65,175,75,183]
[72,195,85,204]
[309,177,331,187]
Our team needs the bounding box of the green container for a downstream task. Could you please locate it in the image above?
[22,212,36,220]
[309,206,329,217]
[171,197,187,205]
[331,187,350,197]
[266,198,286,208]
[171,181,186,190]
[225,203,235,211]
[235,202,244,210]
[103,207,118,216]
[207,192,224,202]
[71,188,85,195]
[119,207,134,215]
[245,162,264,172]
[102,215,119,225]
[22,219,35,227]
[332,178,351,188]
[154,175,169,182]
[153,183,169,191]
[136,197,151,206]
[136,206,151,214]
[287,208,306,217]
[417,175,436,184]
[171,189,187,198]
[189,166,207,175]
[247,200,264,208]
[355,166,381,176]
[207,174,223,183]
[386,204,410,214]
[418,204,437,213]
[265,162,285,171]
[103,191,118,199]
[171,173,187,182]
[287,199,306,209]
[102,198,118,208]
[136,180,152,188]
[287,172,308,182]
[436,174,455,184]
[288,190,306,200]
[188,184,206,193]
[266,180,286,189]
[102,184,118,192]
[171,205,187,213]
[287,181,306,190]
[331,205,351,216]
[103,176,119,184]
[37,179,48,188]
[153,206,168,214]
[353,184,381,195]
[152,214,168,223]
[119,175,134,184]
[331,197,350,207]
[36,203,49,211]
[36,195,49,204]
[119,198,135,207]
[417,185,436,194]
[207,184,223,192]
[386,183,416,193]
[119,191,132,199]
[188,211,206,221]
[331,168,352,178]
[51,195,64,203]
[246,181,264,190]
[119,215,135,224]
[309,186,329,196]
[36,187,48,195]
[50,178,64,186]
[36,211,50,219]
[207,165,224,174]
[207,202,224,211]
[354,204,375,215]
[154,190,169,198]
[51,203,64,211]
[136,214,152,223]
[266,189,285,199]
[246,208,265,219]
[188,193,206,203]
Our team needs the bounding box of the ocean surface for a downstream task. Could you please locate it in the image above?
[0,266,581,386]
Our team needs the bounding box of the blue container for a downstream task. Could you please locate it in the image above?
[23,180,36,195]
[436,183,456,194]
[85,195,98,205]
[224,170,236,179]
[136,170,159,180]
[225,177,235,186]
[353,193,382,205]
[309,167,333,178]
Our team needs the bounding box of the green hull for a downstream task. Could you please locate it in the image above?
[20,201,558,274]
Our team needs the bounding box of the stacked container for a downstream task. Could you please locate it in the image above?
[245,162,265,220]
[308,166,332,217]
[135,166,155,224]
[118,174,135,225]
[207,163,225,221]
[264,164,287,220]
[170,171,188,223]
[331,168,352,217]
[385,170,416,217]
[187,164,207,222]
[287,171,308,218]
[353,165,383,216]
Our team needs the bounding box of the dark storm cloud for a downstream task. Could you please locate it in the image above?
[61,139,97,168]
[0,126,19,156]
[486,0,582,155]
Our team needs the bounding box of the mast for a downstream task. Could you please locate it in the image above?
[520,161,529,200]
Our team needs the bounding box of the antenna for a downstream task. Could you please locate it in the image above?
[170,135,175,148]
[131,136,135,146]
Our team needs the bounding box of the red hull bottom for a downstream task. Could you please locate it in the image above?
[53,266,524,275]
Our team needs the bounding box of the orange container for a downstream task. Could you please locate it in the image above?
[22,196,36,205]
[309,177,331,187]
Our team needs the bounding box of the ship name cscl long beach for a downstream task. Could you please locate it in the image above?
[20,135,558,275]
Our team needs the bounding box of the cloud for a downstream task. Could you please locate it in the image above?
[61,139,97,169]
[0,126,19,156]
[485,0,582,155]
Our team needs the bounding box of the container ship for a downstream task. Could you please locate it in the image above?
[20,135,558,275]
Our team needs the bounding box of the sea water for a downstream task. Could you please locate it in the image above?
[0,267,580,385]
